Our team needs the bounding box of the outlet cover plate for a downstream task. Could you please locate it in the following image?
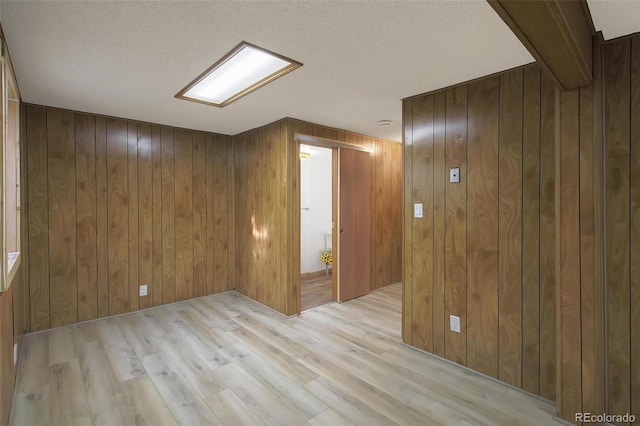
[139,285,148,297]
[414,203,423,218]
[450,315,461,333]
[450,167,460,183]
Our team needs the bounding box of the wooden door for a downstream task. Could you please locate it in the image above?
[338,148,371,301]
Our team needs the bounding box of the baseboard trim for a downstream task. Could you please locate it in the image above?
[301,269,331,280]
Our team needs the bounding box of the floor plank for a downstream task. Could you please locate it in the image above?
[301,273,332,311]
[10,283,560,425]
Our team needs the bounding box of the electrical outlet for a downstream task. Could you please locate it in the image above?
[13,343,17,366]
[450,315,461,333]
[450,167,460,183]
[139,284,148,297]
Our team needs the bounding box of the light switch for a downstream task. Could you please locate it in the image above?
[450,167,460,183]
[414,203,423,218]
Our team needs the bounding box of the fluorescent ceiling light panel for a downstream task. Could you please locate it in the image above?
[176,41,302,107]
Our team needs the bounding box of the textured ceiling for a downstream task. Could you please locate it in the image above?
[1,1,536,141]
[587,0,640,40]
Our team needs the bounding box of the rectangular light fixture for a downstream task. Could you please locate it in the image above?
[175,41,302,108]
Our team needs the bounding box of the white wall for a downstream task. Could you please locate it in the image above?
[300,145,332,274]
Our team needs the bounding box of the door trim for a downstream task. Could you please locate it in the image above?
[295,133,372,153]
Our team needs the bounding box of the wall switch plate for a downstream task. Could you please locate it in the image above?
[13,343,17,366]
[414,203,423,218]
[450,315,461,333]
[139,285,148,297]
[450,167,460,183]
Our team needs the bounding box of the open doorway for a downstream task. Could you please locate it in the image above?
[300,144,334,310]
[298,138,374,311]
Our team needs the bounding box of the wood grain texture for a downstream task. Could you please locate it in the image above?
[161,127,176,305]
[521,66,541,395]
[107,118,129,315]
[282,120,296,315]
[631,36,640,423]
[487,0,593,90]
[128,122,139,312]
[19,102,30,335]
[410,95,434,352]
[466,76,499,378]
[138,123,153,310]
[151,125,163,308]
[558,89,582,418]
[391,143,402,286]
[498,70,523,388]
[604,38,632,419]
[26,105,50,331]
[402,100,413,344]
[25,105,232,331]
[381,142,392,289]
[205,134,215,295]
[432,92,446,359]
[539,74,556,402]
[192,132,206,298]
[374,140,384,291]
[234,118,399,316]
[174,130,194,302]
[444,86,467,366]
[96,118,109,318]
[404,64,556,401]
[339,149,371,302]
[11,284,558,426]
[578,81,602,417]
[264,126,279,309]
[47,108,78,327]
[75,113,98,322]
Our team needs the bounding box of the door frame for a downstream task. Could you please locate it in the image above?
[294,133,372,311]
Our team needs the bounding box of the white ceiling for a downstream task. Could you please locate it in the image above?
[587,0,640,40]
[7,1,629,143]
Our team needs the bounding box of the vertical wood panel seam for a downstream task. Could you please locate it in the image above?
[497,78,501,371]
[465,87,469,366]
[193,134,195,296]
[45,109,51,329]
[94,117,98,317]
[520,79,523,388]
[173,135,176,301]
[107,122,110,314]
[75,113,79,323]
[578,88,584,414]
[443,97,447,358]
[627,40,640,412]
[630,39,637,416]
[432,97,436,351]
[410,99,414,344]
[538,70,543,392]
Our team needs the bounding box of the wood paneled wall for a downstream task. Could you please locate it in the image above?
[404,33,640,423]
[402,65,557,400]
[602,35,640,424]
[233,119,290,313]
[555,34,640,425]
[24,104,234,331]
[233,118,402,316]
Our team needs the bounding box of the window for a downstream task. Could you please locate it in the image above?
[1,39,21,291]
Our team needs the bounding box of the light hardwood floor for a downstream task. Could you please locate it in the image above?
[301,273,332,311]
[10,283,559,425]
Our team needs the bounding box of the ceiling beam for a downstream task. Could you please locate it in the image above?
[487,0,595,90]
